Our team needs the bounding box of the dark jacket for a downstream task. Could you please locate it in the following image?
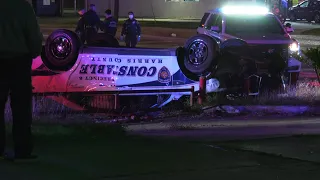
[76,10,101,33]
[101,16,118,37]
[0,0,43,58]
[121,18,141,37]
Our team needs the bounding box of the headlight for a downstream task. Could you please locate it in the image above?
[289,41,300,53]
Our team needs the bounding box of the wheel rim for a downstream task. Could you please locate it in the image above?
[187,39,208,65]
[49,36,72,60]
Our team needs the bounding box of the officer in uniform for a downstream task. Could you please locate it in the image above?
[76,9,86,43]
[0,0,43,160]
[120,12,141,48]
[75,4,101,44]
[101,9,118,37]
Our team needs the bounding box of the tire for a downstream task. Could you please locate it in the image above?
[181,34,219,78]
[44,29,81,71]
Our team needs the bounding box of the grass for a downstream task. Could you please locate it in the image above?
[212,80,320,106]
[0,123,256,179]
[301,28,320,36]
[2,85,320,178]
[3,79,317,125]
[2,122,320,179]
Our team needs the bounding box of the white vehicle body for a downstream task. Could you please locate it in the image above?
[32,47,220,108]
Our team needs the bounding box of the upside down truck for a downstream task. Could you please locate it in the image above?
[32,5,302,111]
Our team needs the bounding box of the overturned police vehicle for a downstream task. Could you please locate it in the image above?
[32,5,302,111]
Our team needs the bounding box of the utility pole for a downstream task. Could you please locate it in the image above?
[60,0,64,16]
[114,0,120,21]
[85,0,88,11]
[74,0,77,13]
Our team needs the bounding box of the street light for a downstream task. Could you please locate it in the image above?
[85,0,88,11]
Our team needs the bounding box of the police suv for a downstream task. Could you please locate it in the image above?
[196,5,301,87]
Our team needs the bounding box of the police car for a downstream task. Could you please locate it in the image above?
[31,5,301,110]
[196,5,301,82]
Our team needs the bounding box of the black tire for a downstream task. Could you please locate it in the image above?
[182,34,219,77]
[44,29,81,71]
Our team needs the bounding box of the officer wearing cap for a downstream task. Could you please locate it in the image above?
[120,11,141,48]
[101,9,118,37]
[76,4,101,44]
[0,0,43,160]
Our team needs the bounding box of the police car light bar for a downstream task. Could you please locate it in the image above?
[221,5,269,15]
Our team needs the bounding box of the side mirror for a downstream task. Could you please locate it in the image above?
[211,26,220,32]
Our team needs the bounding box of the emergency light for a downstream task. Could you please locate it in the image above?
[221,5,269,15]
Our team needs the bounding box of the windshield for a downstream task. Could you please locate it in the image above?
[224,15,285,36]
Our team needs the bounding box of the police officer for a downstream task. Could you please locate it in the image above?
[76,4,101,44]
[277,0,288,19]
[76,9,86,43]
[0,0,43,160]
[120,12,141,48]
[101,9,118,37]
